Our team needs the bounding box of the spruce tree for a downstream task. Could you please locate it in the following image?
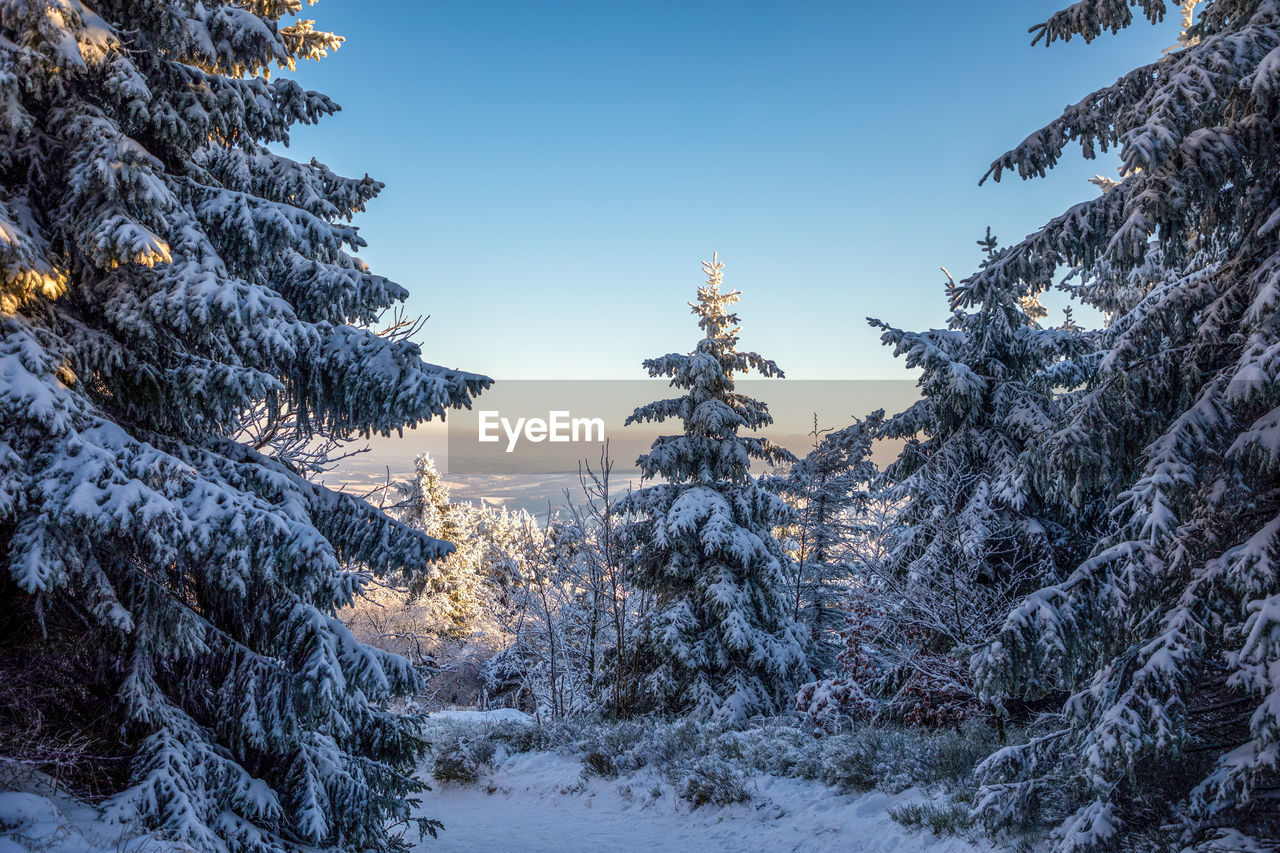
[619,254,807,724]
[966,2,1280,847]
[342,454,489,669]
[397,453,479,636]
[0,3,488,850]
[769,410,884,676]
[400,453,458,545]
[867,231,1085,726]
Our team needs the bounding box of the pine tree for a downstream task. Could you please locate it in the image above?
[400,453,457,544]
[397,454,479,636]
[0,4,488,850]
[769,410,884,676]
[343,454,496,671]
[966,2,1280,848]
[866,231,1086,727]
[618,254,807,724]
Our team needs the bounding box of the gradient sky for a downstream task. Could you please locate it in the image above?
[286,2,1181,382]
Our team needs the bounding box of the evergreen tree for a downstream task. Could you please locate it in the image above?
[769,410,884,676]
[867,231,1086,727]
[967,2,1280,847]
[0,3,487,850]
[397,454,478,636]
[343,454,502,671]
[400,453,457,544]
[618,254,807,724]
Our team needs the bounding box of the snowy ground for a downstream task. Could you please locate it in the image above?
[413,713,988,853]
[0,711,987,853]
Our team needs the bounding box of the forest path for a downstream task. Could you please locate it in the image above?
[412,749,989,853]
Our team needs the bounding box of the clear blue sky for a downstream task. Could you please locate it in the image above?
[287,1,1181,381]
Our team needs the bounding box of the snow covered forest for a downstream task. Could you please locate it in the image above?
[3,0,1280,851]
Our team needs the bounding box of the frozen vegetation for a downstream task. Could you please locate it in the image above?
[410,712,991,853]
[4,0,1280,851]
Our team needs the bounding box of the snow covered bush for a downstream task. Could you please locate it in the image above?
[490,518,611,719]
[431,745,483,787]
[794,593,881,733]
[421,710,1002,824]
[0,2,487,850]
[888,798,978,840]
[815,722,1001,796]
[671,756,753,808]
[579,751,618,780]
[794,677,877,735]
[440,445,640,717]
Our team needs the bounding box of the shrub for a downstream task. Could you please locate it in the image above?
[581,751,618,780]
[888,799,976,836]
[673,756,752,809]
[818,729,893,792]
[486,720,548,754]
[422,710,1005,834]
[432,744,482,786]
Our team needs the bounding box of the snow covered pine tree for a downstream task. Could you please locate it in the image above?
[0,3,488,851]
[965,2,1280,849]
[782,409,887,731]
[864,231,1086,728]
[769,409,884,677]
[618,254,807,724]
